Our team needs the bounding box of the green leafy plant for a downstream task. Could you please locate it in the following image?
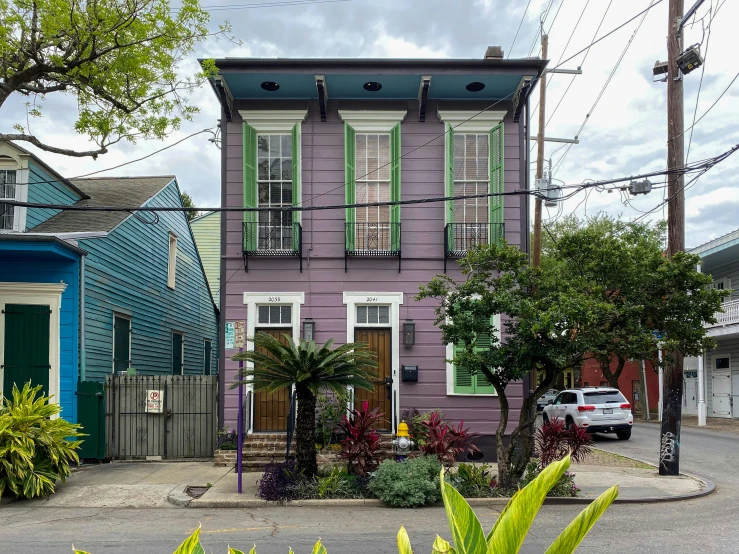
[447,463,498,498]
[315,390,350,449]
[231,334,377,477]
[398,455,617,554]
[0,382,83,499]
[521,461,579,498]
[370,456,442,508]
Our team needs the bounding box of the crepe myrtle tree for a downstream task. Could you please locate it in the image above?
[417,242,610,487]
[0,0,231,158]
[231,333,377,477]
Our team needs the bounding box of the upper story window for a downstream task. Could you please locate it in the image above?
[258,134,294,250]
[454,134,489,226]
[355,134,391,250]
[167,232,177,288]
[0,170,17,231]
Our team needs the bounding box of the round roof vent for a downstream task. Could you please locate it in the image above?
[466,81,486,92]
[260,81,280,92]
[363,81,383,92]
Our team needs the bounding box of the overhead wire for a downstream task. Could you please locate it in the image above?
[507,0,534,58]
[527,0,555,57]
[685,0,714,163]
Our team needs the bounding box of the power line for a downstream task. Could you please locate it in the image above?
[527,0,555,57]
[508,0,534,58]
[686,0,715,163]
[535,0,568,58]
[672,69,739,144]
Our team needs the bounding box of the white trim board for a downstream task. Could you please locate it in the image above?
[238,109,309,133]
[445,313,501,396]
[343,291,403,432]
[338,110,407,133]
[243,292,305,433]
[0,282,66,413]
[437,109,507,133]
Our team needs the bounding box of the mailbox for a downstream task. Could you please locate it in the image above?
[401,365,418,382]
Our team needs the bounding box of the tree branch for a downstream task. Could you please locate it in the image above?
[0,133,107,158]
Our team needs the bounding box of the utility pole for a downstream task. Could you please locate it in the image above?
[532,27,548,270]
[660,0,685,477]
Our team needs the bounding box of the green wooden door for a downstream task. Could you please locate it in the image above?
[77,380,105,459]
[3,304,50,397]
[113,315,131,374]
[172,332,183,375]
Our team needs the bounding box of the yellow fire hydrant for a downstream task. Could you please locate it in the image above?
[392,421,415,461]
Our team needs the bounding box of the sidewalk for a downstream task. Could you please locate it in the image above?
[641,415,739,434]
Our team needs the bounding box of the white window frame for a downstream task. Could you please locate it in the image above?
[0,155,29,233]
[445,313,501,396]
[343,291,403,433]
[0,282,65,415]
[243,292,305,433]
[111,311,132,375]
[452,133,491,225]
[256,132,295,251]
[167,232,177,289]
[256,304,294,328]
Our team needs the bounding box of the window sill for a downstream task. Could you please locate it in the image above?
[447,392,499,397]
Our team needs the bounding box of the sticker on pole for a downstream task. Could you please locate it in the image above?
[225,322,235,349]
[234,321,245,348]
[146,390,164,413]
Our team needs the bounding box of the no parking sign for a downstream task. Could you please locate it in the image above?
[146,390,164,413]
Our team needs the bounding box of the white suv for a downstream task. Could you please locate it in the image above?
[542,387,633,440]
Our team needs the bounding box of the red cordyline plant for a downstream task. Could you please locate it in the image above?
[420,411,480,467]
[535,419,593,469]
[337,401,385,476]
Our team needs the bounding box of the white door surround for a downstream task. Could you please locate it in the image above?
[0,282,66,410]
[243,292,305,433]
[711,354,732,418]
[343,291,403,433]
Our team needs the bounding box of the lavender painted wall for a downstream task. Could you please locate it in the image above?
[221,98,527,436]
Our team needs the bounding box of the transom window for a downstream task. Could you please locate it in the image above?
[0,170,17,231]
[258,304,292,326]
[356,305,390,325]
[355,134,391,251]
[258,134,293,250]
[453,134,489,226]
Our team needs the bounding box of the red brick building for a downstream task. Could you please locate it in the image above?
[581,357,659,413]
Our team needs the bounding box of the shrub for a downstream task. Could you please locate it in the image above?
[216,428,238,450]
[419,411,480,467]
[257,459,300,501]
[535,419,593,468]
[400,407,442,448]
[447,463,498,498]
[315,390,349,449]
[369,456,442,508]
[336,401,384,476]
[521,460,579,497]
[0,382,83,499]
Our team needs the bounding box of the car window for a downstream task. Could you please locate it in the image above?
[584,391,627,404]
[565,392,577,404]
[553,393,564,405]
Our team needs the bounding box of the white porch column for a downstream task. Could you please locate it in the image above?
[698,352,707,425]
[658,348,664,421]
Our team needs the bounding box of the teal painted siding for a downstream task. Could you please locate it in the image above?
[25,160,81,230]
[0,242,81,423]
[78,180,218,381]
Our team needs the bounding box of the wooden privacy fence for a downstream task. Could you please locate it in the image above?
[105,374,217,460]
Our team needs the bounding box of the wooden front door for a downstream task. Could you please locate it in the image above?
[253,328,292,431]
[3,304,50,397]
[354,328,391,431]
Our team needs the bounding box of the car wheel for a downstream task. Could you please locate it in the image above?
[565,416,573,430]
[542,414,549,424]
[617,430,631,440]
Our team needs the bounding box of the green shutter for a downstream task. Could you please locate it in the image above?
[390,123,401,251]
[292,123,301,224]
[445,123,455,245]
[473,315,497,393]
[243,122,258,250]
[344,122,356,251]
[489,123,504,244]
[453,344,475,394]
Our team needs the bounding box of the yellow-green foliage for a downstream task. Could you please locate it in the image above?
[73,456,616,553]
[0,382,83,499]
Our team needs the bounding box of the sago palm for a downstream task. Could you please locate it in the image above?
[231,332,377,477]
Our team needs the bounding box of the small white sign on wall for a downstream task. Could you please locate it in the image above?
[145,390,164,413]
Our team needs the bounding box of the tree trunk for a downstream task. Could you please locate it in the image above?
[295,385,318,477]
[600,355,625,390]
[495,389,513,488]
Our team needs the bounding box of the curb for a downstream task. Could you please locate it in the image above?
[166,484,192,508]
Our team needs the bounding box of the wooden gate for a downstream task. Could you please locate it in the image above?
[105,374,217,459]
[252,328,292,431]
[354,328,391,431]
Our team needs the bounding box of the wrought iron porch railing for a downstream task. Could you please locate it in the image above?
[345,222,401,272]
[242,221,302,272]
[444,222,505,272]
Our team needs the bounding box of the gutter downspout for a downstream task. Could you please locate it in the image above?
[80,255,86,381]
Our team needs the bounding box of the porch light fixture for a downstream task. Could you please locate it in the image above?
[260,81,280,91]
[466,81,486,92]
[363,81,382,92]
[403,320,415,346]
[302,319,315,341]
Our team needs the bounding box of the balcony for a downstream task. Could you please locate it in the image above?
[242,222,302,272]
[707,299,739,329]
[444,222,505,271]
[345,222,401,273]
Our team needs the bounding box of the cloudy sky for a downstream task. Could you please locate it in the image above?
[3,0,737,248]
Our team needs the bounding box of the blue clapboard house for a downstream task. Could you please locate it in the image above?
[0,142,218,441]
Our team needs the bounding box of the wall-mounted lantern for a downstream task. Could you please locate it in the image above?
[403,320,415,346]
[302,319,315,341]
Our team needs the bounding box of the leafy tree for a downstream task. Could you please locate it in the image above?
[180,192,197,221]
[231,333,377,477]
[0,0,230,158]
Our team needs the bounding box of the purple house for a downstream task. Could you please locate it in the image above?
[206,50,545,456]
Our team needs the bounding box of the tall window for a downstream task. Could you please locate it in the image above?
[0,170,17,231]
[257,134,293,250]
[355,134,391,250]
[167,233,177,288]
[453,134,489,247]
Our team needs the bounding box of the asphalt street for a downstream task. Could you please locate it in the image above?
[2,423,738,553]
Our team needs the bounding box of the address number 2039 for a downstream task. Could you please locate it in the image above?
[268,297,281,303]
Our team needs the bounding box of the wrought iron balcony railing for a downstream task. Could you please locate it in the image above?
[242,221,302,272]
[345,222,401,272]
[444,222,505,272]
